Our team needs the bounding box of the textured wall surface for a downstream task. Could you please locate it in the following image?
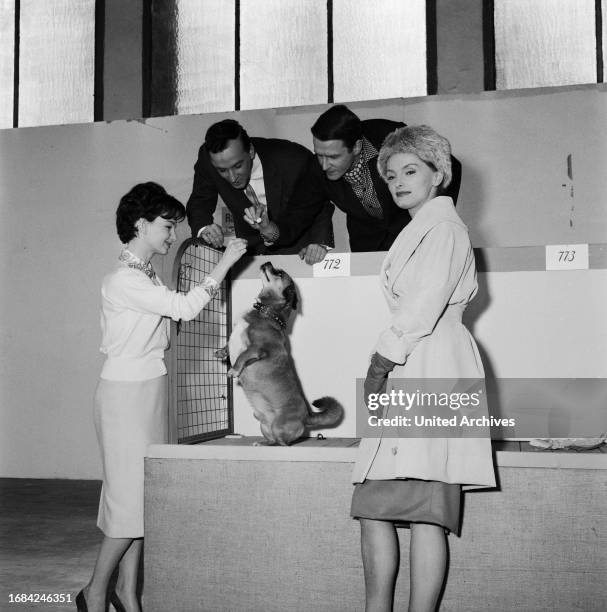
[332,0,427,103]
[145,456,607,611]
[494,0,597,89]
[17,0,95,127]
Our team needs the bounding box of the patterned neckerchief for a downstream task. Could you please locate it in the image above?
[119,248,157,280]
[343,137,383,219]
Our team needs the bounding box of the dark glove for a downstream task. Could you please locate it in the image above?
[363,352,397,415]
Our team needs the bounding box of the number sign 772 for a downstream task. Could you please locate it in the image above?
[313,253,351,277]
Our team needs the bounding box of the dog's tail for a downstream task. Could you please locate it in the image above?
[306,397,344,430]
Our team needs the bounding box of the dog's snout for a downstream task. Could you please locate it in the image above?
[260,261,285,280]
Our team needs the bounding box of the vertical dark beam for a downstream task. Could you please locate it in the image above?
[147,0,178,117]
[104,0,143,120]
[94,0,105,121]
[425,0,438,95]
[142,0,152,117]
[597,0,604,83]
[435,0,485,94]
[483,0,496,90]
[327,0,333,103]
[234,0,240,110]
[13,0,20,127]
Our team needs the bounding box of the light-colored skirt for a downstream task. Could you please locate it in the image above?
[93,375,168,538]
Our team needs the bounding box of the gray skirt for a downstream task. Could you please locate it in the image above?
[351,478,462,534]
[94,375,168,538]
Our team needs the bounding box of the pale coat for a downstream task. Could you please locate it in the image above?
[352,196,496,489]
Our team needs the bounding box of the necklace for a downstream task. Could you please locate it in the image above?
[119,249,156,280]
[253,301,287,329]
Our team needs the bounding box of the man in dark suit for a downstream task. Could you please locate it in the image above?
[186,119,334,263]
[245,105,461,252]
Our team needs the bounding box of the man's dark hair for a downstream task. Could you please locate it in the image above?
[204,119,251,154]
[116,182,185,244]
[311,105,363,150]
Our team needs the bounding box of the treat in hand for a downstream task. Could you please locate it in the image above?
[244,205,269,230]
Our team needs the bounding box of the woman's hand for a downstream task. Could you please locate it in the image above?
[221,238,248,266]
[208,238,248,286]
[363,352,397,415]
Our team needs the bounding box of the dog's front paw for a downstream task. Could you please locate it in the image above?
[215,347,228,360]
[227,367,239,381]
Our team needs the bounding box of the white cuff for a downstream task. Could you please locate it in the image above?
[199,276,220,298]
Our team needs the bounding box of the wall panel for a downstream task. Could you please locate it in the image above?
[333,0,427,103]
[239,0,327,110]
[495,0,596,89]
[0,0,14,128]
[174,0,235,114]
[18,0,95,127]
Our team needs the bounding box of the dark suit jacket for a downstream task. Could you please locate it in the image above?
[275,119,462,252]
[186,137,334,255]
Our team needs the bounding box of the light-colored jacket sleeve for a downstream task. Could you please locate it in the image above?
[375,222,469,364]
[104,268,217,322]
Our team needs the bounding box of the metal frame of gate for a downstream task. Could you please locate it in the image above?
[167,239,233,444]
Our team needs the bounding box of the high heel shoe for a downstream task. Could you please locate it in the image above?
[109,591,127,612]
[75,590,88,612]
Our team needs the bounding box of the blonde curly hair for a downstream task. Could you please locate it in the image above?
[377,125,452,191]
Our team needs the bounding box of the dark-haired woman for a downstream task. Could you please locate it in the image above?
[77,183,246,612]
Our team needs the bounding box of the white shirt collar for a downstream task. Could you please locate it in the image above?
[249,152,263,181]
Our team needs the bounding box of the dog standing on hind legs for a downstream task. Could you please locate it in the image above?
[215,262,344,446]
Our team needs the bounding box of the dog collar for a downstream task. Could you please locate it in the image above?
[253,301,287,329]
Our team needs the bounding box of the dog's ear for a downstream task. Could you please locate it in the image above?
[283,283,298,310]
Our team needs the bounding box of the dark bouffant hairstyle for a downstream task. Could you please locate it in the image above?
[116,182,185,244]
[204,119,251,154]
[310,104,363,150]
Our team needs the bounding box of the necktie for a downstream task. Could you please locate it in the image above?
[245,183,268,219]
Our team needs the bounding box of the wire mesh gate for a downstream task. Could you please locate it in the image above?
[167,239,233,444]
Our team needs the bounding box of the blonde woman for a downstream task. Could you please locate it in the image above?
[351,127,495,612]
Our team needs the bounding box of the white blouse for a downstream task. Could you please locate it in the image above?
[99,258,217,381]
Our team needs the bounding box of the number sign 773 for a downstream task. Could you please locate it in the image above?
[545,244,589,270]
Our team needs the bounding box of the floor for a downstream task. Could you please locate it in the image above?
[1,479,102,612]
